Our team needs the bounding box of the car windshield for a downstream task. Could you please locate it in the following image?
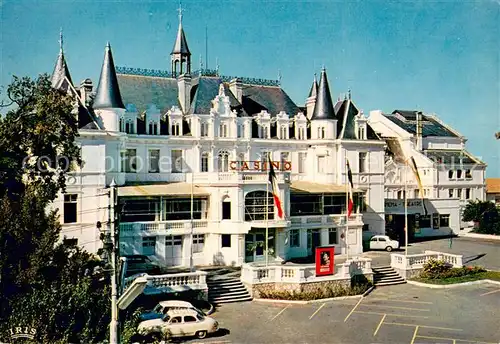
[153,304,162,313]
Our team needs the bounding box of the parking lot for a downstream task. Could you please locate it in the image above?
[187,283,500,344]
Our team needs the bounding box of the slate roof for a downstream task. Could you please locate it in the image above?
[335,99,380,140]
[423,149,485,165]
[308,75,318,98]
[51,51,73,88]
[241,84,300,117]
[189,77,246,116]
[171,22,191,55]
[386,110,459,138]
[311,69,335,120]
[93,43,125,109]
[116,74,179,114]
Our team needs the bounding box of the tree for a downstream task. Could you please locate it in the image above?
[462,200,500,235]
[0,74,110,343]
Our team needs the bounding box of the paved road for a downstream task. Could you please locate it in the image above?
[336,237,500,270]
[187,283,500,344]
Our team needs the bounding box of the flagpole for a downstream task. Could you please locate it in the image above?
[190,171,194,272]
[345,153,349,261]
[265,165,269,267]
[404,160,408,259]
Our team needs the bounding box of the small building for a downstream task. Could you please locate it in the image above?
[486,178,500,206]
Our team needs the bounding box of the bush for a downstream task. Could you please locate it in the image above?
[420,259,486,280]
[258,282,371,301]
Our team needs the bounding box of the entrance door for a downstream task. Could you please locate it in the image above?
[245,229,275,263]
[307,229,321,256]
[165,235,183,266]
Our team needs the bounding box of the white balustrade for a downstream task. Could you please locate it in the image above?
[120,219,208,235]
[391,251,464,271]
[123,271,207,295]
[290,214,362,228]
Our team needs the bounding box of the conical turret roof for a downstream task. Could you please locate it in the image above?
[93,42,125,109]
[311,68,335,120]
[308,74,318,98]
[171,13,191,55]
[51,30,73,88]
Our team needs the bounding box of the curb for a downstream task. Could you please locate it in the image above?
[362,285,376,297]
[407,279,500,289]
[253,294,363,305]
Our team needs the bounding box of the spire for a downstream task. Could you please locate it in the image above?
[171,2,191,56]
[93,42,125,110]
[51,28,73,88]
[311,67,335,120]
[308,73,318,98]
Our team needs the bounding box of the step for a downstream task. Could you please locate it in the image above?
[372,267,395,273]
[374,280,407,286]
[207,279,242,286]
[374,277,405,283]
[207,277,241,283]
[212,296,253,305]
[209,286,248,294]
[209,289,250,298]
[373,265,391,269]
[374,272,399,278]
[208,294,252,303]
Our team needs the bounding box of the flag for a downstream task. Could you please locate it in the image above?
[346,159,354,217]
[268,156,284,219]
[407,156,428,216]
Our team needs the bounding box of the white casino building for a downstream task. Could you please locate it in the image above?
[50,15,387,268]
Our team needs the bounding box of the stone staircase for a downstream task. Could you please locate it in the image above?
[372,266,406,286]
[207,271,252,305]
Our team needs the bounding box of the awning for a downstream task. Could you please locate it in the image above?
[118,183,209,197]
[290,181,363,194]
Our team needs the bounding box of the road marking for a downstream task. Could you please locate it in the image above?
[359,303,430,312]
[386,322,462,332]
[417,335,497,344]
[344,296,363,322]
[191,341,231,344]
[373,314,386,337]
[367,298,433,305]
[354,310,429,319]
[409,326,419,344]
[309,303,326,320]
[480,289,500,296]
[270,304,289,321]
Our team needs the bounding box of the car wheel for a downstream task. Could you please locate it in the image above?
[385,246,393,252]
[196,330,207,339]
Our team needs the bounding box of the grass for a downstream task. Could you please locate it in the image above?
[413,270,500,285]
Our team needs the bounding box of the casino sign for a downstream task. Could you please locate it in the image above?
[229,160,292,172]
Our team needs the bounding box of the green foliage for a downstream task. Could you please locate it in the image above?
[0,74,110,343]
[258,282,371,301]
[0,74,81,202]
[462,200,500,235]
[420,259,486,280]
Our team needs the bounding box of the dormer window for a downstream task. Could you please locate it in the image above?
[172,122,181,136]
[260,125,269,139]
[237,124,243,138]
[280,125,288,139]
[219,123,228,138]
[317,126,325,139]
[298,127,306,140]
[148,121,158,135]
[200,122,208,137]
[119,118,124,132]
[125,120,135,134]
[358,126,366,140]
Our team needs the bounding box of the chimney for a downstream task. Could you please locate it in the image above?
[177,74,192,113]
[79,78,93,106]
[229,78,243,103]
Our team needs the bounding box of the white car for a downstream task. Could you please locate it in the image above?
[138,308,218,339]
[139,300,205,321]
[369,235,400,252]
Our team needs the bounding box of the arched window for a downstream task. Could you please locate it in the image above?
[172,122,181,136]
[280,125,287,139]
[201,152,209,172]
[217,150,229,172]
[119,118,124,132]
[245,191,274,221]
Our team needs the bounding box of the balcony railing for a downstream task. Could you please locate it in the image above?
[120,220,208,235]
[191,172,287,184]
[289,214,363,227]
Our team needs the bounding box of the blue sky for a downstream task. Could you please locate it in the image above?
[1,0,499,176]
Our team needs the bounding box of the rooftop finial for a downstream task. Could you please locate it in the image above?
[199,54,203,75]
[278,69,282,86]
[177,1,184,23]
[59,27,64,53]
[348,88,351,100]
[215,57,219,76]
[321,64,326,72]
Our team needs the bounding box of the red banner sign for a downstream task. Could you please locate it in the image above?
[315,246,335,276]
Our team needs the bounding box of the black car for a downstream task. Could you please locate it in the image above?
[122,255,161,277]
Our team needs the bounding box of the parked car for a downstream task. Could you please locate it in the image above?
[138,308,218,339]
[122,255,161,276]
[139,300,205,321]
[369,235,400,252]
